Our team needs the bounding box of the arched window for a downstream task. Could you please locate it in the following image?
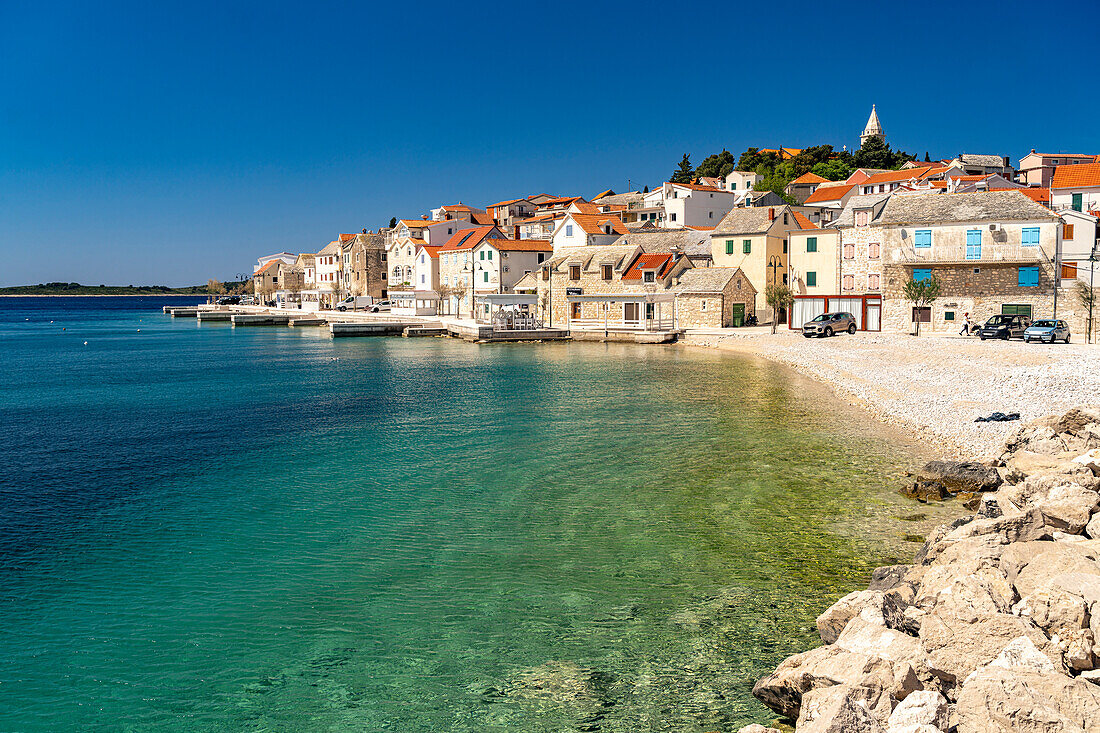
[392,266,400,279]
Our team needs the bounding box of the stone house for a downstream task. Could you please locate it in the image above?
[610,228,714,268]
[672,267,756,328]
[343,231,388,300]
[874,191,1063,333]
[487,198,536,231]
[536,244,643,326]
[252,259,285,304]
[710,205,805,315]
[1018,151,1099,188]
[315,239,344,307]
[784,172,828,204]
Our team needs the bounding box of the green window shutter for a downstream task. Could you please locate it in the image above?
[726,240,734,255]
[487,250,493,260]
[807,237,817,253]
[806,271,816,287]
[1072,193,1083,212]
[743,239,752,254]
[483,271,489,283]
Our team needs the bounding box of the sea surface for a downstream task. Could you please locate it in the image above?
[0,297,956,732]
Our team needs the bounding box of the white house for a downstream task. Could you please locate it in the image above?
[550,212,628,252]
[1059,209,1100,286]
[637,182,739,229]
[1051,162,1100,215]
[1018,150,1099,188]
[724,170,760,193]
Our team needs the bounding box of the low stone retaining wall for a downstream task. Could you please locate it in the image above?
[740,407,1100,733]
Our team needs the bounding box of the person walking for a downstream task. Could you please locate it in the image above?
[960,312,972,336]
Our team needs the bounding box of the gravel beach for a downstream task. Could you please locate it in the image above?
[681,330,1100,458]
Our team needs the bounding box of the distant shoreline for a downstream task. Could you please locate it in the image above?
[0,293,214,298]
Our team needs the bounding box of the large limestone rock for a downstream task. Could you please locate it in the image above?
[955,664,1100,732]
[795,682,889,732]
[1001,540,1100,597]
[751,644,920,720]
[886,690,949,731]
[869,564,910,592]
[816,590,886,645]
[915,460,1002,493]
[920,509,1049,566]
[835,616,923,665]
[1086,511,1100,540]
[919,611,1054,688]
[1012,585,1089,635]
[1053,407,1100,438]
[735,726,781,733]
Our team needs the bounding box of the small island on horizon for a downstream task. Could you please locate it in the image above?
[0,280,246,296]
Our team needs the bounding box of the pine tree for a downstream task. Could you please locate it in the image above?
[670,154,694,184]
[924,152,931,162]
[642,185,649,193]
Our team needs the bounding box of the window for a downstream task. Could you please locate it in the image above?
[855,210,869,226]
[1072,193,1083,212]
[1062,262,1079,279]
[912,307,931,323]
[537,253,546,263]
[420,274,425,284]
[569,265,580,281]
[843,244,855,260]
[701,300,708,311]
[670,213,677,222]
[783,239,788,254]
[566,224,574,236]
[1003,303,1033,318]
[1021,227,1040,246]
[868,243,880,259]
[783,213,788,225]
[842,274,854,290]
[487,249,493,260]
[806,236,818,253]
[601,264,612,280]
[1018,266,1039,287]
[868,273,881,291]
[966,229,982,260]
[731,182,737,190]
[743,239,752,254]
[806,271,817,287]
[735,279,741,290]
[945,311,955,321]
[483,271,490,283]
[708,211,713,219]
[726,240,735,255]
[420,254,425,263]
[479,250,485,261]
[878,184,885,193]
[914,229,932,248]
[1065,224,1075,239]
[643,271,655,283]
[913,268,932,282]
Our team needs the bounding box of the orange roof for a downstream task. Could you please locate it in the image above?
[805,183,855,203]
[622,252,677,280]
[950,174,991,182]
[486,239,553,252]
[399,219,430,228]
[860,167,937,186]
[666,181,724,192]
[536,195,583,206]
[567,213,629,236]
[1051,161,1100,189]
[438,226,500,253]
[684,225,716,231]
[572,201,601,214]
[790,172,828,185]
[488,198,528,209]
[792,212,817,229]
[338,233,356,242]
[990,187,1050,204]
[253,260,279,276]
[440,204,473,211]
[417,245,443,258]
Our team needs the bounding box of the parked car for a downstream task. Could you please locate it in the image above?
[802,312,857,338]
[978,314,1029,340]
[1023,319,1071,344]
[239,295,256,305]
[370,300,392,313]
[337,295,373,311]
[215,295,240,305]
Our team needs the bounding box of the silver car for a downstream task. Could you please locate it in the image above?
[1024,319,1071,344]
[802,311,857,338]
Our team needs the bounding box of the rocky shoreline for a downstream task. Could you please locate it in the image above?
[739,407,1100,733]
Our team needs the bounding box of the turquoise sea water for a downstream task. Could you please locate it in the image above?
[0,297,952,732]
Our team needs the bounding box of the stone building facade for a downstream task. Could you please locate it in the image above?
[673,268,756,328]
[343,231,388,300]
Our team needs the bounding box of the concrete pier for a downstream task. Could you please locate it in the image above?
[330,321,425,337]
[231,314,291,326]
[196,311,239,322]
[167,308,200,317]
[288,317,327,327]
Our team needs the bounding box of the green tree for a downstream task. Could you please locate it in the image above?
[670,153,694,184]
[854,136,916,170]
[695,149,736,180]
[902,275,941,336]
[642,184,648,193]
[811,158,853,181]
[206,278,225,294]
[389,217,397,229]
[924,151,931,162]
[764,283,795,334]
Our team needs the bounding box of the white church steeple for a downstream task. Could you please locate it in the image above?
[861,104,884,145]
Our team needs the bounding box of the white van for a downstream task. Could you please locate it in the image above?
[337,296,373,311]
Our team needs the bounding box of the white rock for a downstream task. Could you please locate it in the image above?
[887,690,949,730]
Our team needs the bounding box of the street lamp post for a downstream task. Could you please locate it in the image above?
[768,255,784,284]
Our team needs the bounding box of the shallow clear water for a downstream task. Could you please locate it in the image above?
[0,297,954,731]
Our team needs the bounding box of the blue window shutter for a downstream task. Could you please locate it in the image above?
[914,229,931,248]
[1018,267,1039,287]
[966,229,982,260]
[1022,227,1039,246]
[913,268,932,282]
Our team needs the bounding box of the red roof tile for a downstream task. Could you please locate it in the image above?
[438,226,502,253]
[805,183,855,203]
[486,239,553,252]
[567,213,629,236]
[790,172,828,185]
[990,187,1050,204]
[792,212,817,229]
[1051,162,1100,189]
[622,253,676,280]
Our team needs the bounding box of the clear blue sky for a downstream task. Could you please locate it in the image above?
[1,1,1094,286]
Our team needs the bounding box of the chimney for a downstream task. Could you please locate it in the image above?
[362,228,367,234]
[1003,156,1010,168]
[768,207,775,221]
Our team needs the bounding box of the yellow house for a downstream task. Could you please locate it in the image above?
[710,205,805,313]
[789,228,840,296]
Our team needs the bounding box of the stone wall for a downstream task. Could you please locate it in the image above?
[675,273,757,328]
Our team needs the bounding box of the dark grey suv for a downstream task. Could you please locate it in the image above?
[803,312,857,337]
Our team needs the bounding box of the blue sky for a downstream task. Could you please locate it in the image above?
[1,1,1095,286]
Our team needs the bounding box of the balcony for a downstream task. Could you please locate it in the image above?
[894,242,1049,266]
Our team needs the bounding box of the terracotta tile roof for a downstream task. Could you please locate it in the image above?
[417,245,443,258]
[536,195,583,206]
[621,252,676,280]
[1051,161,1100,189]
[990,187,1050,204]
[440,204,473,211]
[487,239,553,252]
[792,212,818,229]
[568,213,629,236]
[399,219,430,228]
[438,226,501,253]
[488,198,528,209]
[860,167,937,186]
[665,181,725,192]
[338,233,356,242]
[684,225,716,231]
[572,201,601,215]
[950,174,992,182]
[805,183,855,203]
[254,260,279,276]
[790,172,828,185]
